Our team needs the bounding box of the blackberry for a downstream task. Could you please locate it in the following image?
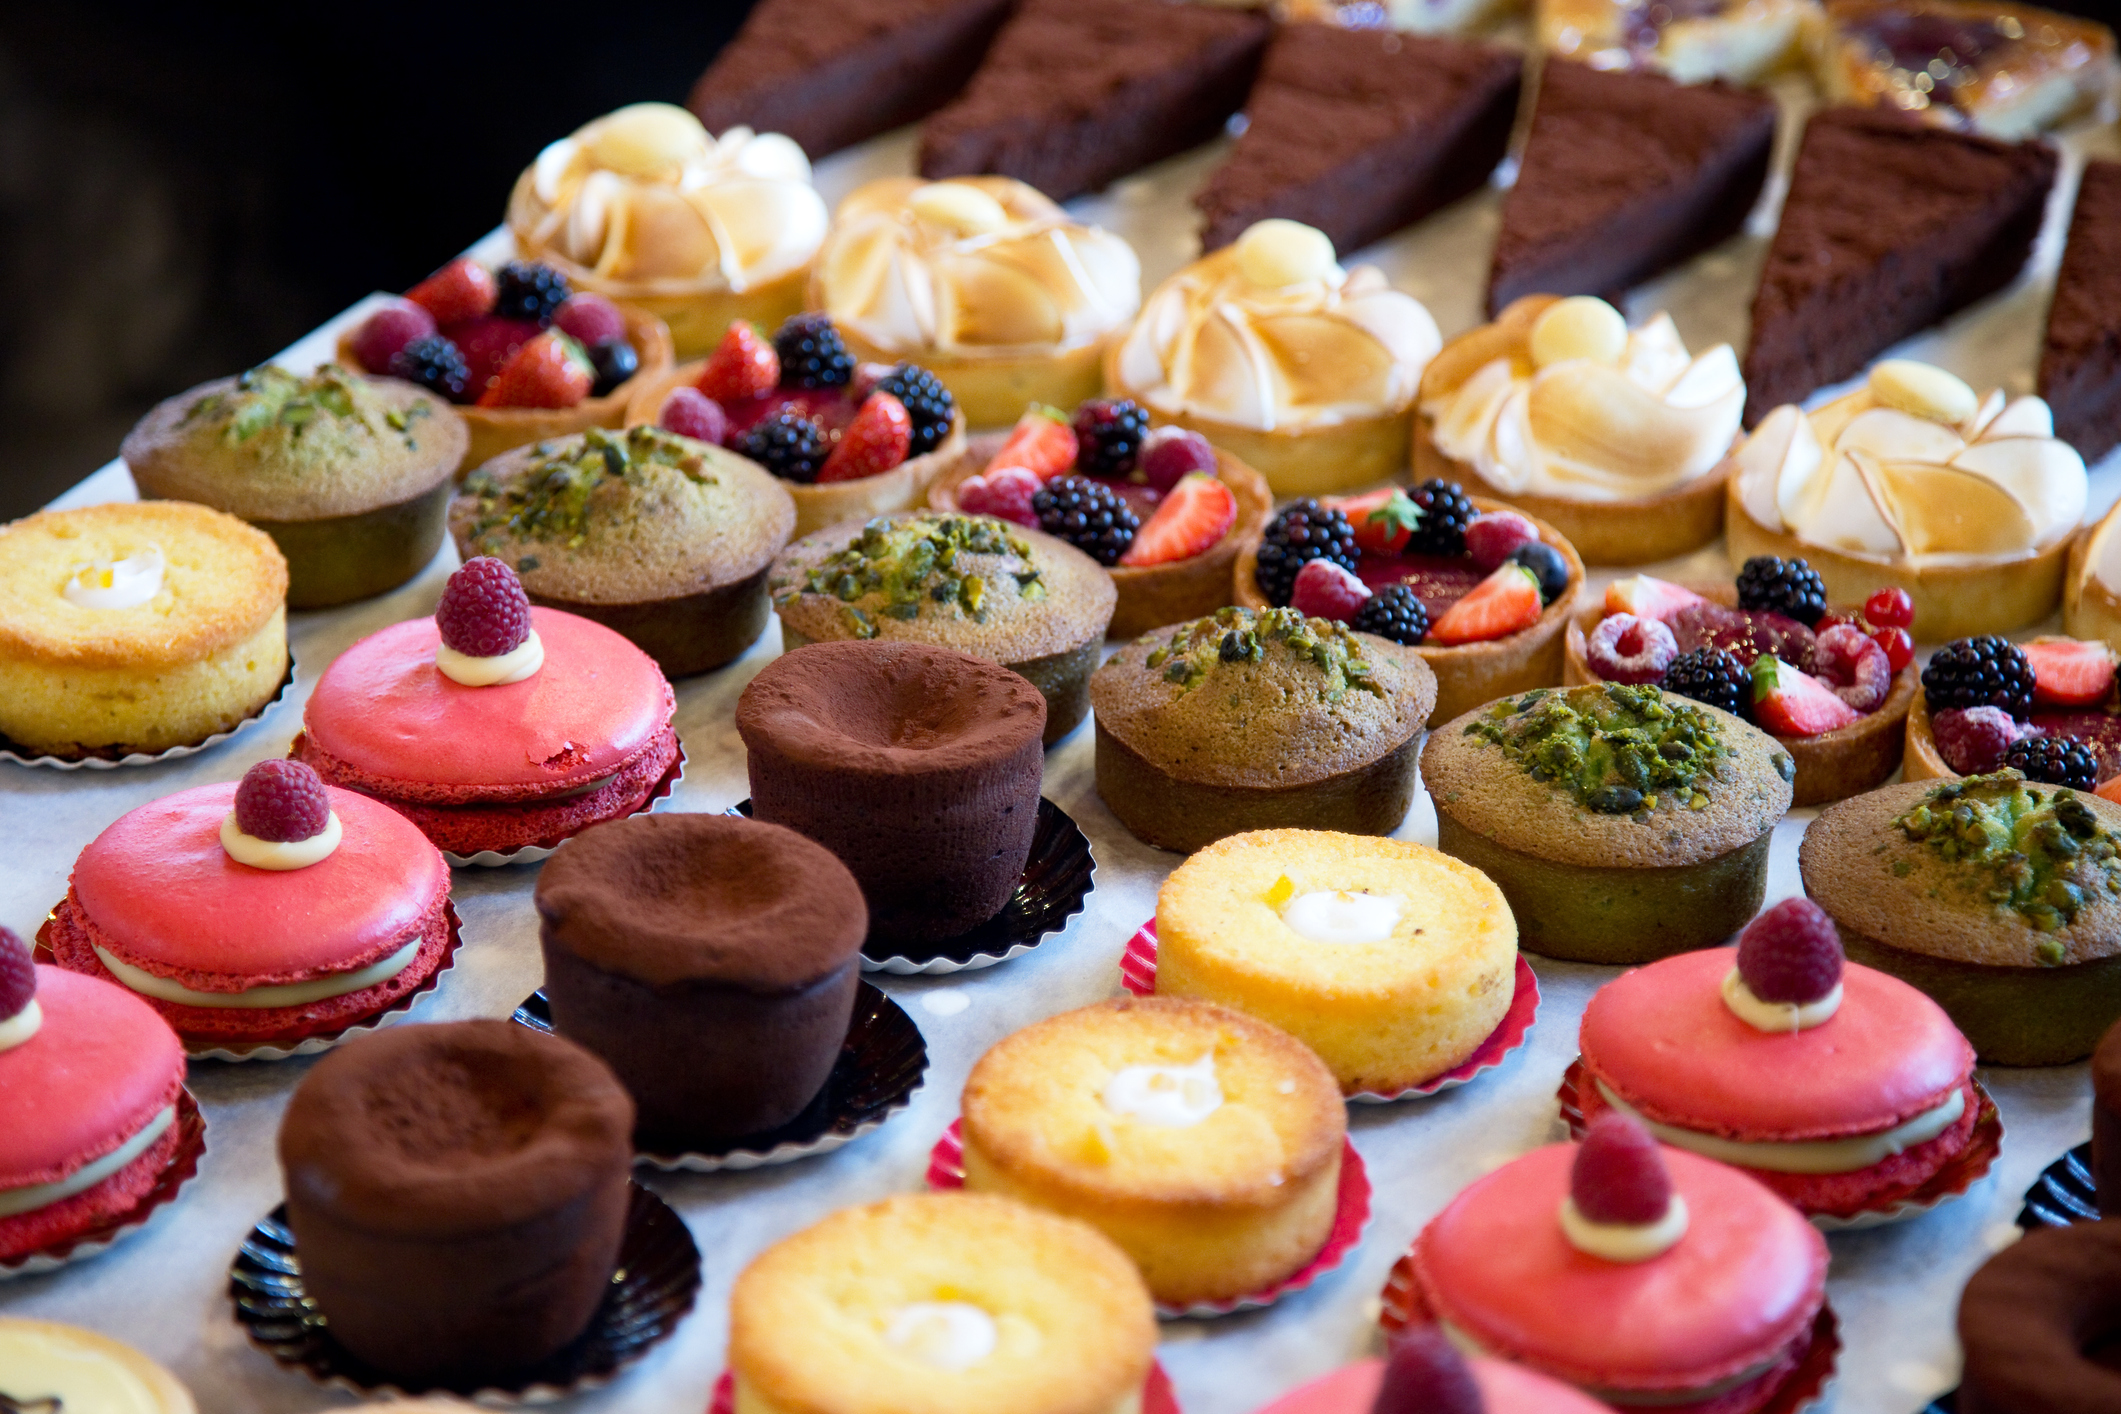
[1254,499,1360,606]
[1922,635,2035,718]
[492,261,570,324]
[874,364,957,454]
[1033,475,1138,565]
[1072,398,1150,476]
[1404,479,1475,556]
[1663,646,1750,719]
[2004,735,2099,791]
[1735,555,1828,626]
[1352,584,1429,645]
[739,412,828,483]
[388,334,469,401]
[773,313,855,389]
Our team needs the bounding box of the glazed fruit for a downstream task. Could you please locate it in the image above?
[700,321,781,403]
[1671,601,1816,672]
[1661,646,1749,718]
[872,363,956,455]
[955,465,1042,527]
[390,334,469,400]
[1429,563,1541,645]
[816,392,910,483]
[740,411,829,482]
[2004,735,2100,790]
[479,331,594,409]
[659,386,728,444]
[233,758,332,842]
[454,316,543,396]
[1571,1112,1671,1225]
[352,302,436,373]
[1605,574,1707,623]
[1752,654,1860,736]
[1352,584,1429,645]
[2025,638,2119,706]
[1138,426,1216,492]
[1734,896,1843,1004]
[1341,486,1422,556]
[1255,498,1361,606]
[406,257,498,327]
[1923,636,2037,717]
[553,292,627,348]
[1930,706,2023,775]
[1465,510,1539,570]
[1290,557,1371,621]
[1864,586,1915,629]
[1736,554,1828,626]
[1072,397,1149,476]
[1813,622,1892,712]
[1586,613,1678,685]
[988,406,1078,480]
[1507,540,1570,605]
[1033,474,1139,565]
[772,312,854,389]
[1872,626,1915,673]
[493,260,571,323]
[1404,478,1474,556]
[1119,472,1237,566]
[435,555,533,657]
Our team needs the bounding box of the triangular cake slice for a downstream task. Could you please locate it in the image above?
[2041,160,2121,465]
[1485,61,1777,318]
[1193,23,1523,255]
[1742,105,2057,424]
[688,0,1018,160]
[918,0,1273,203]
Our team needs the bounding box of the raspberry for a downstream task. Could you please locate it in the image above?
[1071,398,1150,476]
[1931,706,2023,775]
[0,926,33,1022]
[1813,623,1891,712]
[956,466,1043,527]
[2005,735,2100,791]
[351,302,436,375]
[1352,584,1429,645]
[436,556,533,657]
[552,293,627,349]
[773,312,855,389]
[233,759,333,843]
[1033,474,1138,564]
[492,261,571,324]
[1735,555,1828,626]
[1586,613,1678,685]
[1465,511,1539,571]
[1735,897,1844,1005]
[659,386,728,444]
[1138,427,1215,492]
[1404,479,1474,556]
[1374,1325,1481,1414]
[1571,1112,1673,1226]
[1290,558,1371,621]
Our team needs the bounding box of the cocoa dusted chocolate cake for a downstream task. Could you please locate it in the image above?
[736,640,1047,947]
[687,0,1018,161]
[534,814,866,1150]
[2040,160,2121,465]
[918,0,1272,203]
[1743,105,2058,424]
[277,1020,634,1386]
[1485,61,1775,318]
[1958,1220,2121,1413]
[1193,24,1521,256]
[2097,1017,2121,1214]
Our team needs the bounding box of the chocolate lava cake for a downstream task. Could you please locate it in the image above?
[687,0,1018,159]
[1195,24,1522,256]
[1743,106,2058,424]
[918,0,1272,202]
[2040,160,2121,465]
[1485,61,1776,318]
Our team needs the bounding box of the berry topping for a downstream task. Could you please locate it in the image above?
[351,302,437,376]
[233,759,333,844]
[1429,563,1542,646]
[1736,897,1844,1005]
[1338,487,1422,557]
[492,260,571,324]
[1604,574,1707,624]
[1586,613,1678,685]
[1033,475,1139,565]
[1871,625,1915,674]
[1752,655,1861,737]
[451,315,543,401]
[1352,584,1430,645]
[988,406,1079,480]
[388,334,470,402]
[588,339,639,397]
[552,292,627,349]
[700,321,781,404]
[818,392,912,483]
[1255,499,1361,606]
[773,312,855,389]
[0,926,34,1023]
[1923,636,2036,719]
[1864,586,1916,630]
[1813,623,1892,713]
[739,411,829,483]
[1137,427,1216,493]
[1403,479,1474,557]
[1506,541,1570,605]
[1071,398,1149,476]
[1662,646,1751,719]
[405,257,497,327]
[872,364,957,455]
[659,386,728,445]
[1465,511,1540,571]
[1290,557,1372,621]
[1670,601,1816,672]
[2005,735,2100,791]
[1572,1112,1673,1226]
[1373,1326,1482,1414]
[1121,472,1236,566]
[477,330,594,410]
[1931,706,2024,775]
[2024,638,2119,707]
[436,556,533,658]
[955,465,1043,527]
[1735,555,1827,627]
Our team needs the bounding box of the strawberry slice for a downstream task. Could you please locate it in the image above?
[985,406,1078,480]
[1119,473,1236,566]
[406,257,497,327]
[817,393,912,483]
[1335,487,1422,556]
[699,321,779,404]
[1604,574,1707,624]
[1428,563,1542,645]
[1751,655,1860,736]
[2024,637,2118,707]
[478,331,594,409]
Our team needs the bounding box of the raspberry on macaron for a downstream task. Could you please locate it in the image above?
[434,557,544,687]
[224,759,343,870]
[0,925,38,1048]
[1560,1113,1687,1261]
[1374,1325,1483,1414]
[1723,897,1845,1032]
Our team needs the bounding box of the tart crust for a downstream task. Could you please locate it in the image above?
[2064,504,2121,649]
[836,325,1111,431]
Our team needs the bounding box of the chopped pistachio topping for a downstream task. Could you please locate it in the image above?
[1893,770,2121,936]
[1465,683,1728,817]
[797,515,1043,626]
[182,363,425,450]
[1142,606,1385,701]
[460,425,717,553]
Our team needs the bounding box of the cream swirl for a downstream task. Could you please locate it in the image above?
[509,103,827,294]
[1115,220,1439,432]
[436,630,544,687]
[1720,968,1843,1033]
[1558,1193,1689,1263]
[220,809,343,871]
[1735,360,2087,567]
[814,176,1141,356]
[1422,296,1744,502]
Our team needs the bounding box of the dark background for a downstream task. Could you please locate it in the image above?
[0,0,759,519]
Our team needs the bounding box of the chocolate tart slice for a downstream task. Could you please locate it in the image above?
[918,0,1272,203]
[687,0,1018,161]
[1193,24,1521,256]
[1741,106,2057,424]
[1485,61,1775,318]
[2041,160,2121,466]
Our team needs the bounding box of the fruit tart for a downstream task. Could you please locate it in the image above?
[1905,634,2121,798]
[342,256,673,474]
[1416,295,1746,565]
[1234,483,1585,727]
[507,102,826,357]
[1563,561,1920,806]
[929,400,1273,639]
[628,314,967,537]
[1536,0,1817,83]
[1729,359,2088,640]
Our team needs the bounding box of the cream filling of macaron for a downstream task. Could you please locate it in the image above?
[1441,1318,1783,1406]
[0,1103,174,1217]
[883,1302,998,1371]
[0,998,43,1052]
[1721,967,1842,1032]
[1279,890,1402,945]
[220,810,342,870]
[436,630,544,686]
[1596,1080,1967,1175]
[1100,1053,1222,1127]
[93,937,422,1010]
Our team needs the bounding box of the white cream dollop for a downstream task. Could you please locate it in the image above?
[63,545,165,610]
[1735,362,2087,567]
[220,809,342,871]
[0,1103,176,1218]
[884,1302,997,1371]
[0,997,42,1052]
[1280,890,1402,945]
[436,629,544,687]
[1116,223,1439,432]
[1597,1080,1969,1175]
[1559,1193,1689,1262]
[1423,300,1744,503]
[1721,967,1842,1033]
[94,938,422,1010]
[510,104,826,294]
[1101,1051,1223,1128]
[814,175,1141,356]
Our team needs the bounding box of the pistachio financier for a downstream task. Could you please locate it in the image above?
[1424,683,1793,963]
